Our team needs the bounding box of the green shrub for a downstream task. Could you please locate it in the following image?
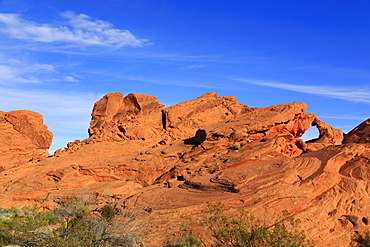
[101,205,116,222]
[230,144,241,150]
[167,234,203,247]
[165,216,203,247]
[0,196,144,247]
[204,202,311,247]
[0,205,61,246]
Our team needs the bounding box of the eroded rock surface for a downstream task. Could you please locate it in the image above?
[1,92,367,246]
[0,110,53,169]
[87,92,249,143]
[344,118,370,144]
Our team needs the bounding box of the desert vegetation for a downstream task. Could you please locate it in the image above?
[0,195,316,247]
[167,203,313,247]
[0,196,144,247]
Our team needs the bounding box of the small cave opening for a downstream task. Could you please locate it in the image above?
[362,217,368,225]
[301,125,320,142]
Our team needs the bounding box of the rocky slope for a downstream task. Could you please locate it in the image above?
[1,92,370,246]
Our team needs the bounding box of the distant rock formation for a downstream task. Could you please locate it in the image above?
[344,118,370,143]
[0,110,53,169]
[87,92,249,143]
[2,92,369,246]
[84,92,342,155]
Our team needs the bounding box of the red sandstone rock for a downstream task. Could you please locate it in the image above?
[0,110,53,169]
[344,118,370,143]
[88,93,165,142]
[86,92,250,145]
[0,92,365,246]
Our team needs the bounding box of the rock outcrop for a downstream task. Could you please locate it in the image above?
[1,92,368,246]
[76,92,342,158]
[88,92,249,143]
[344,118,370,144]
[0,110,53,169]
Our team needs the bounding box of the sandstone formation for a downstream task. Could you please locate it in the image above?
[0,110,53,170]
[87,92,249,143]
[344,118,370,144]
[2,92,370,246]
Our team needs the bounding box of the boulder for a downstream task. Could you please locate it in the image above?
[0,110,53,169]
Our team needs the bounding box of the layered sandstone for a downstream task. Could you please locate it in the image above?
[344,118,370,144]
[87,92,249,143]
[0,110,53,170]
[2,92,369,246]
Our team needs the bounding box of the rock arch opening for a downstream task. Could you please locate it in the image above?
[302,125,320,142]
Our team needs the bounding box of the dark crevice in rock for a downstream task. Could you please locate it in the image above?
[161,110,167,130]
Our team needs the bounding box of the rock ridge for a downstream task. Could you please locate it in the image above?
[2,92,370,246]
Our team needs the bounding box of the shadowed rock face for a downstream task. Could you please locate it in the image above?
[344,118,370,144]
[2,92,368,246]
[0,110,53,169]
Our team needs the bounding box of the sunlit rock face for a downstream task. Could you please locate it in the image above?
[5,92,370,246]
[0,110,53,169]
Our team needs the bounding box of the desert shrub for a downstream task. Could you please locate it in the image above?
[0,205,61,246]
[204,203,311,247]
[229,144,241,150]
[101,204,117,222]
[53,196,144,247]
[165,216,203,247]
[353,231,370,246]
[0,196,144,247]
[166,234,203,247]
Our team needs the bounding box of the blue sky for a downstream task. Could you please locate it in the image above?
[0,0,369,152]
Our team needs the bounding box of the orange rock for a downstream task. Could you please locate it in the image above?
[344,118,370,143]
[0,110,52,169]
[0,92,366,246]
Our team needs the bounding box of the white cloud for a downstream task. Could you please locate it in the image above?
[318,114,369,120]
[0,86,101,151]
[0,64,41,83]
[0,55,58,84]
[232,78,370,104]
[64,75,78,82]
[0,11,148,48]
[179,64,205,70]
[0,53,84,85]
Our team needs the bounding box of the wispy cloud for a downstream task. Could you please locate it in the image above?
[0,86,101,151]
[0,53,78,85]
[178,64,205,70]
[87,72,223,90]
[64,75,78,82]
[318,114,368,120]
[0,11,148,48]
[231,78,370,103]
[0,62,52,84]
[279,64,370,80]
